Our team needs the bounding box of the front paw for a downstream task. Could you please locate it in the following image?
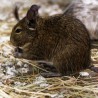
[13,47,23,58]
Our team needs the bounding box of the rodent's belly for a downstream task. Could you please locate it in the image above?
[73,0,98,40]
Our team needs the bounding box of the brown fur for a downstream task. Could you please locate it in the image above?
[10,5,91,75]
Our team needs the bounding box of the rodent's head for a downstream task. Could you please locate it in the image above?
[10,5,40,47]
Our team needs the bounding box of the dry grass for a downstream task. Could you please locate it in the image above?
[0,74,98,98]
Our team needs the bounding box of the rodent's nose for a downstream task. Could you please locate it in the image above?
[15,47,23,53]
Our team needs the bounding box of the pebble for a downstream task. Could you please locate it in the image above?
[79,72,90,77]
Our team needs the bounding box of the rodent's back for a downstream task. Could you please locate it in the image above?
[40,14,90,46]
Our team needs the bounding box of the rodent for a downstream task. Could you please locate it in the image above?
[10,4,91,76]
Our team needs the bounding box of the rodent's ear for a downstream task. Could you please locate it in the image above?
[13,4,20,21]
[26,5,40,21]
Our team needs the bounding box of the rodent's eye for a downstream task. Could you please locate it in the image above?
[15,28,22,34]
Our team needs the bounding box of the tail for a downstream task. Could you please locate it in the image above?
[63,0,77,15]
